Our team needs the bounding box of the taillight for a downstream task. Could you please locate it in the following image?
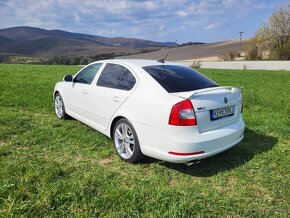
[169,99,197,126]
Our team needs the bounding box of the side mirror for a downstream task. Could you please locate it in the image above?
[63,75,73,82]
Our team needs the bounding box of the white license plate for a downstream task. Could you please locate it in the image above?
[210,106,234,120]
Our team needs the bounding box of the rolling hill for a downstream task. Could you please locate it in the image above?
[0,26,249,61]
[122,39,250,61]
[0,26,176,58]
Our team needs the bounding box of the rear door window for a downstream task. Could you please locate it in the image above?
[97,63,136,91]
[143,65,218,93]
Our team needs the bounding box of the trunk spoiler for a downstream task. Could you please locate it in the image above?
[172,86,242,99]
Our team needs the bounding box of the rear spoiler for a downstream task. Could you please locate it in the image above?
[191,86,242,96]
[172,86,242,99]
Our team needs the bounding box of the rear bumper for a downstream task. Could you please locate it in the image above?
[166,134,244,163]
[135,118,245,163]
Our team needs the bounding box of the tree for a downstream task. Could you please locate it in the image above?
[255,4,290,60]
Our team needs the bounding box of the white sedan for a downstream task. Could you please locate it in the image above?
[54,59,245,164]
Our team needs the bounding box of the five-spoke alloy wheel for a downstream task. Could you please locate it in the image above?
[113,119,144,162]
[54,93,68,119]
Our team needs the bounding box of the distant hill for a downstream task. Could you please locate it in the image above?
[0,26,177,57]
[122,39,250,61]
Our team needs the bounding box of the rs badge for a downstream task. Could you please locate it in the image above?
[224,97,228,104]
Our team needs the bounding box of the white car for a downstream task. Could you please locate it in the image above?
[54,59,245,164]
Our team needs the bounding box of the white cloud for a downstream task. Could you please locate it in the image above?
[144,1,158,9]
[0,0,287,42]
[177,10,188,17]
[74,13,80,22]
[205,24,215,30]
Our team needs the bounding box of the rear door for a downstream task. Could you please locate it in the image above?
[85,63,137,131]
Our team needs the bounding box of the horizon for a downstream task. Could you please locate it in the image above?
[0,0,288,43]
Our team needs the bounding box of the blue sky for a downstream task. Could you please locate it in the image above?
[0,0,288,43]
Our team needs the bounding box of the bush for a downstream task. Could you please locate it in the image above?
[79,57,88,65]
[191,60,201,68]
[219,50,239,61]
[243,64,247,70]
[244,40,260,60]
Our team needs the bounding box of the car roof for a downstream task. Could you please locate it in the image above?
[92,59,185,68]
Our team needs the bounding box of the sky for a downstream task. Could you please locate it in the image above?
[0,0,288,43]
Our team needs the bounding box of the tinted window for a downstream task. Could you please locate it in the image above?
[143,65,218,93]
[97,64,136,90]
[74,63,102,84]
[118,69,136,90]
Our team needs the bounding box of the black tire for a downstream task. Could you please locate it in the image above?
[54,93,69,119]
[113,118,144,163]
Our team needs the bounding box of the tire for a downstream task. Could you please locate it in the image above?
[54,93,69,119]
[113,118,144,163]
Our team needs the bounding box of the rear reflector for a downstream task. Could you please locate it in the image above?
[168,151,205,156]
[169,99,197,126]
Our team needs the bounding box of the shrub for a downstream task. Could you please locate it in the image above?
[243,64,247,70]
[219,50,239,61]
[244,40,260,60]
[191,60,201,69]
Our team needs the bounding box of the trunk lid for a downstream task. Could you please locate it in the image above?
[172,87,243,132]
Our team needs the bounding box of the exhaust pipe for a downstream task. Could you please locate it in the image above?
[184,160,201,166]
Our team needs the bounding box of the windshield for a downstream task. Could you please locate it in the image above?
[143,65,218,93]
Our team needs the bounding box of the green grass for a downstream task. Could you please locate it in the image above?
[0,64,289,217]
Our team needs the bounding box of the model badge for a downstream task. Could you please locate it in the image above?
[224,97,228,104]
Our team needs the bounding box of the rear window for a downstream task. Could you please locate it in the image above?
[143,65,218,93]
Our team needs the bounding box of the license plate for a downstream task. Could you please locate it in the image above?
[210,106,234,120]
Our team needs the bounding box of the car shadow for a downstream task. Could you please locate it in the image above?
[157,128,278,177]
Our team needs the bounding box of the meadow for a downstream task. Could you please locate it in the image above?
[0,64,289,217]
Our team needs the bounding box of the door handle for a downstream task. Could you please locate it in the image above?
[113,96,120,102]
[82,89,88,94]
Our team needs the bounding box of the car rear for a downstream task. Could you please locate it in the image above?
[142,64,245,163]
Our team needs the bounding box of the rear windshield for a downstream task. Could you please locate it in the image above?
[142,65,218,93]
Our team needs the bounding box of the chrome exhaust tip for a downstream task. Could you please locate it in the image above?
[184,160,201,166]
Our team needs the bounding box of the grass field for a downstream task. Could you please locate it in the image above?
[0,64,289,217]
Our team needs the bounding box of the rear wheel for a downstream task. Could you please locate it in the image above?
[113,118,144,163]
[54,93,69,119]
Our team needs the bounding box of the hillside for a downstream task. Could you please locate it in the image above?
[122,39,250,61]
[0,26,250,61]
[0,26,176,57]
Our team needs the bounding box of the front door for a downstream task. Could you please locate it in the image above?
[64,63,103,120]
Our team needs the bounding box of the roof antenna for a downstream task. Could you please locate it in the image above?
[158,40,177,63]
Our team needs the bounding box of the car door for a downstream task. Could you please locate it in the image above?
[84,63,137,131]
[64,63,103,120]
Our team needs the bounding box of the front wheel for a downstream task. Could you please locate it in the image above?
[54,93,69,119]
[113,119,144,163]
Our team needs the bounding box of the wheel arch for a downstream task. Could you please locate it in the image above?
[110,116,126,138]
[53,90,60,98]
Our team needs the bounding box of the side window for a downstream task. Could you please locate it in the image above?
[74,63,102,84]
[97,63,136,91]
[118,69,136,90]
